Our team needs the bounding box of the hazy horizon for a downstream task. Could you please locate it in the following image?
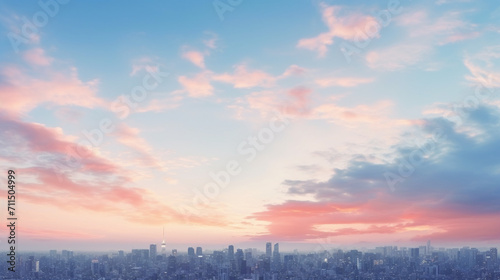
[1,0,500,256]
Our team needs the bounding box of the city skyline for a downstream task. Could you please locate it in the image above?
[1,0,500,253]
[4,242,499,279]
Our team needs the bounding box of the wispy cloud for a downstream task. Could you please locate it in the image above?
[249,104,500,243]
[297,4,379,57]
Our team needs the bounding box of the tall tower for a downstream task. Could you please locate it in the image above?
[150,244,157,260]
[228,245,235,260]
[161,227,166,255]
[266,242,272,258]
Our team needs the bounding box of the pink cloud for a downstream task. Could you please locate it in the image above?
[440,31,480,45]
[464,47,500,88]
[0,65,106,114]
[182,50,206,68]
[23,48,53,66]
[213,64,276,88]
[365,44,432,71]
[371,11,478,71]
[280,64,307,78]
[315,76,374,87]
[0,114,225,229]
[203,32,218,49]
[284,86,312,116]
[136,94,183,113]
[311,100,395,124]
[249,195,500,242]
[0,114,119,174]
[113,123,167,171]
[297,4,379,57]
[178,71,214,97]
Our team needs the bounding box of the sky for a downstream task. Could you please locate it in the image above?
[0,0,500,252]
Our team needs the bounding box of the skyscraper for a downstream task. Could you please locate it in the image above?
[91,260,99,276]
[273,243,281,271]
[411,248,420,259]
[196,246,203,256]
[427,240,431,255]
[228,245,234,260]
[188,247,195,257]
[150,244,157,260]
[266,242,272,258]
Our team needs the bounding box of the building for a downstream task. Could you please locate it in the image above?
[91,259,99,275]
[188,247,195,257]
[411,248,420,259]
[150,244,157,260]
[161,227,167,254]
[228,245,234,260]
[273,243,281,271]
[266,242,272,258]
[196,246,203,256]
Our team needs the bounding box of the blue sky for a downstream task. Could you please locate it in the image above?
[0,0,500,251]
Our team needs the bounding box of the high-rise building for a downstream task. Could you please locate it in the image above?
[427,240,431,255]
[61,250,73,259]
[196,247,203,256]
[167,255,177,274]
[419,246,427,256]
[150,244,157,260]
[273,243,281,271]
[161,227,166,254]
[49,250,57,258]
[266,242,272,258]
[91,260,99,275]
[236,249,244,272]
[172,249,177,256]
[188,247,195,257]
[490,248,498,262]
[228,245,234,260]
[411,248,420,259]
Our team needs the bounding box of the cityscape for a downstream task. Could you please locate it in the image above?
[2,241,499,280]
[1,1,500,280]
